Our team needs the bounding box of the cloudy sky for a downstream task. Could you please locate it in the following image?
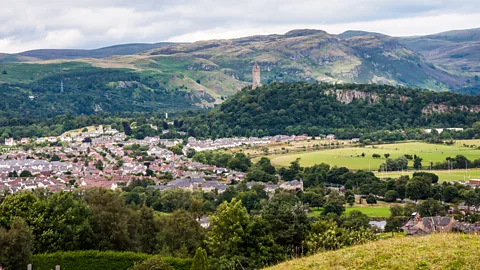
[1,0,480,53]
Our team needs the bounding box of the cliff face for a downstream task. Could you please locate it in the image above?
[327,89,379,104]
[422,103,480,114]
[326,89,409,104]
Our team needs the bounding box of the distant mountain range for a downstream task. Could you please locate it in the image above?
[398,28,480,77]
[0,28,479,117]
[0,42,175,61]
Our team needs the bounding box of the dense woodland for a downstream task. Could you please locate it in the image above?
[0,185,376,270]
[180,82,480,139]
[5,82,480,142]
[0,67,196,119]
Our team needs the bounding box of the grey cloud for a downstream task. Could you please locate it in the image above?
[0,0,479,52]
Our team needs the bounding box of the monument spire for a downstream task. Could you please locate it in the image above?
[252,62,262,89]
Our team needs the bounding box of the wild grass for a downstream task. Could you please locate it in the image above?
[265,233,480,270]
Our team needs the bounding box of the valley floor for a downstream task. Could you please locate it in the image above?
[374,169,480,182]
[264,141,480,181]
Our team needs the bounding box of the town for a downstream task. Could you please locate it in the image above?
[0,125,308,194]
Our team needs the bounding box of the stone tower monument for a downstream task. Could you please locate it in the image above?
[252,62,262,89]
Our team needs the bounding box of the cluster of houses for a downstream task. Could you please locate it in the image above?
[0,131,271,194]
[184,135,313,152]
[401,211,480,235]
[0,127,338,195]
[4,125,123,146]
[0,175,73,194]
[148,178,303,194]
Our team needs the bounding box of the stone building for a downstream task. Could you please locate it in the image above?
[252,62,262,89]
[402,212,456,235]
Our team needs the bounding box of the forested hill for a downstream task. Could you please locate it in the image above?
[181,82,480,138]
[0,64,199,119]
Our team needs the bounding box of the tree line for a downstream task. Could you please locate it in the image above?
[0,182,379,270]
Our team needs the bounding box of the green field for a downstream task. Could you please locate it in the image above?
[374,169,480,182]
[269,141,480,171]
[308,207,391,218]
[0,62,92,84]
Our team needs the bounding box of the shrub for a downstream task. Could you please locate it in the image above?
[33,251,150,270]
[33,251,192,270]
[366,194,377,204]
[412,172,439,184]
[384,190,398,203]
[306,221,378,253]
[133,257,173,270]
[190,248,208,270]
[162,257,192,270]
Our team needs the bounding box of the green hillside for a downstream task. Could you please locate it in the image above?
[398,28,480,78]
[0,64,198,118]
[151,29,468,92]
[265,234,480,270]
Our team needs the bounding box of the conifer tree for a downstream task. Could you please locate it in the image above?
[190,247,208,270]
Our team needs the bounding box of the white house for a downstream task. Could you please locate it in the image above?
[4,138,16,146]
[326,134,336,140]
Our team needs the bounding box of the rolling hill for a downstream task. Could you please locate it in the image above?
[265,234,480,270]
[1,28,480,118]
[149,29,468,92]
[180,82,480,138]
[398,28,480,78]
[1,42,175,61]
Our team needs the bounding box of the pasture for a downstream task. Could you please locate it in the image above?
[374,169,480,182]
[233,139,354,158]
[308,207,391,218]
[269,142,480,172]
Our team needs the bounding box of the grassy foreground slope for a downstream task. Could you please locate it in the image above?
[265,234,480,270]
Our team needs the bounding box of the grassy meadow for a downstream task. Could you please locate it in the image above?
[264,234,480,270]
[308,200,395,218]
[308,207,391,218]
[269,141,480,175]
[0,62,92,84]
[374,169,480,182]
[235,139,354,158]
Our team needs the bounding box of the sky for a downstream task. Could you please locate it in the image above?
[1,0,480,53]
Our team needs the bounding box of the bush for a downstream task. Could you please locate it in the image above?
[412,172,439,184]
[162,257,192,270]
[306,221,378,253]
[33,251,150,270]
[384,216,409,232]
[133,257,173,270]
[366,194,377,204]
[33,251,192,270]
[190,248,208,270]
[384,190,398,203]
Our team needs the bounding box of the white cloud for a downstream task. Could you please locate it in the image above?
[168,13,480,42]
[0,0,479,53]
